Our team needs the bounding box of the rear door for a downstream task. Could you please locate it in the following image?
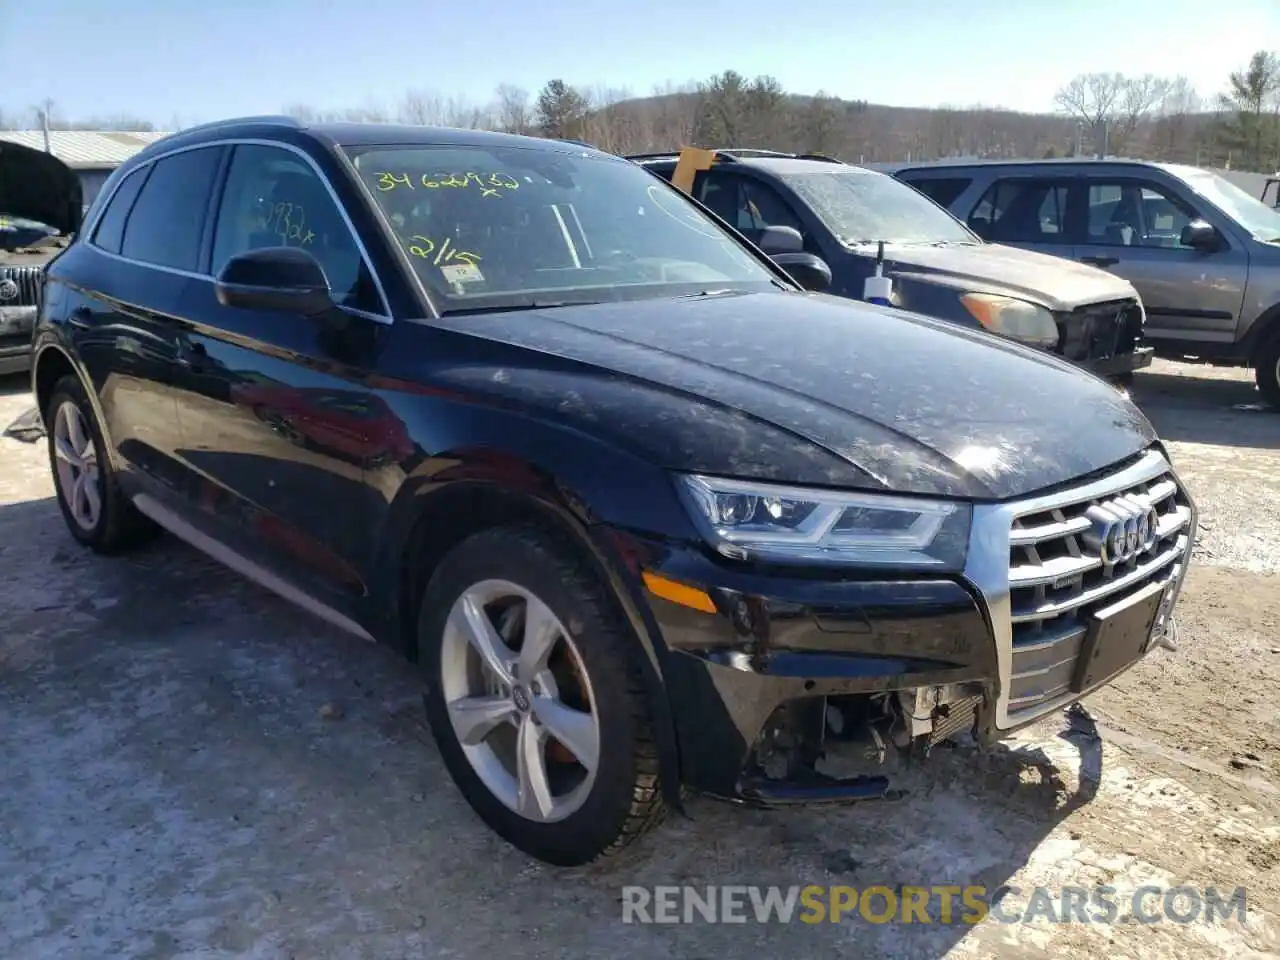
[169,141,391,617]
[962,175,1077,262]
[1069,175,1248,346]
[71,146,226,493]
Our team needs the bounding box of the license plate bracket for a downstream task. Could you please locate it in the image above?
[1072,579,1167,693]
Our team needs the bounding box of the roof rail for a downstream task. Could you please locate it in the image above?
[794,152,844,164]
[556,138,597,148]
[623,151,686,163]
[710,148,792,159]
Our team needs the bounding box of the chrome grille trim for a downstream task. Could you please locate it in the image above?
[0,265,45,307]
[963,449,1197,732]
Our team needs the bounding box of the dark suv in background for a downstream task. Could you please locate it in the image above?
[629,149,1152,380]
[887,158,1280,406]
[0,140,82,375]
[32,118,1194,866]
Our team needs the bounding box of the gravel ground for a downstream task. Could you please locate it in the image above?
[0,358,1277,960]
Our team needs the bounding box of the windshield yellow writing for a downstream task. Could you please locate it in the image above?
[262,201,315,245]
[373,172,519,199]
[406,235,481,265]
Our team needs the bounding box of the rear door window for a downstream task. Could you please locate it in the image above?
[968,178,1070,244]
[119,147,225,272]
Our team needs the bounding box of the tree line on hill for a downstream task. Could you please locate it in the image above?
[5,50,1280,172]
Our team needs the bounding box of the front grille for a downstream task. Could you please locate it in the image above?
[0,265,45,308]
[1057,298,1142,361]
[1001,451,1193,723]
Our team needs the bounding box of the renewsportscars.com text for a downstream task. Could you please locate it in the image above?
[620,884,1248,925]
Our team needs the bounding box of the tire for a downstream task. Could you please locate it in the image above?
[45,374,159,553]
[417,525,667,865]
[1255,331,1280,409]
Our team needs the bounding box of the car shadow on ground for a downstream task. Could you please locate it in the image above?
[0,490,1104,957]
[1129,368,1277,450]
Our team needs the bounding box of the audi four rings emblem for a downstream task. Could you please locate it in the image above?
[1085,497,1160,565]
[0,279,17,301]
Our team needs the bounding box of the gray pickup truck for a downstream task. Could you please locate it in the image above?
[884,158,1280,407]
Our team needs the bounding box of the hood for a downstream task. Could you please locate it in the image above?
[879,241,1138,311]
[0,140,83,236]
[427,291,1157,500]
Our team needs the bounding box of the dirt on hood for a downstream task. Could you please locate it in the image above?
[0,139,82,237]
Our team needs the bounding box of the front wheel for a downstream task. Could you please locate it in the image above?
[1255,332,1280,409]
[418,525,666,865]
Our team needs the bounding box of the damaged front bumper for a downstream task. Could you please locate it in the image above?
[613,449,1196,807]
[0,305,36,375]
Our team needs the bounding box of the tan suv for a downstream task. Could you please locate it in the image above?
[884,158,1280,408]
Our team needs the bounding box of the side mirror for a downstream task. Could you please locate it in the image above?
[756,225,804,255]
[771,252,832,292]
[214,247,335,315]
[1179,220,1219,251]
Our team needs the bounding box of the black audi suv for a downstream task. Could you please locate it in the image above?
[31,117,1196,866]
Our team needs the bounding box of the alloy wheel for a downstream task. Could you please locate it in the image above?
[438,579,601,823]
[52,400,102,532]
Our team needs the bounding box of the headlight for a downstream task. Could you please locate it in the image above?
[676,475,972,569]
[960,293,1059,348]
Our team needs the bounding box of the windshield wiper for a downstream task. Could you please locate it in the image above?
[441,300,602,317]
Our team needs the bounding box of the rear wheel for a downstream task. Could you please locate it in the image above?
[417,525,666,865]
[46,375,158,552]
[1255,332,1280,409]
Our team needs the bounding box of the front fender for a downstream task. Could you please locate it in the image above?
[367,401,697,811]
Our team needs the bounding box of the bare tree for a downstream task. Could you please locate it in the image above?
[1054,72,1125,154]
[1150,76,1204,161]
[495,84,532,135]
[798,91,842,155]
[398,89,446,126]
[1053,72,1169,155]
[1112,74,1172,154]
[646,82,698,150]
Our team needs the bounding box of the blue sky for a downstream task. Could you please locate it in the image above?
[1,0,1273,127]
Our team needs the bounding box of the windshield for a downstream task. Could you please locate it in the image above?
[1182,170,1280,241]
[776,168,978,247]
[344,144,784,313]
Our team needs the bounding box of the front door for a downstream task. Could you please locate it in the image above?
[1071,176,1249,348]
[170,142,394,618]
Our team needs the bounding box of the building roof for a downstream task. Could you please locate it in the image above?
[0,130,171,168]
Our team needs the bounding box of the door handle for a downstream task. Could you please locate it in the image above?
[1080,256,1119,267]
[68,307,92,329]
[179,341,209,370]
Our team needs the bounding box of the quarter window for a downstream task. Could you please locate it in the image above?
[1085,181,1198,249]
[967,179,1069,244]
[119,147,224,271]
[211,144,380,312]
[91,166,151,255]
